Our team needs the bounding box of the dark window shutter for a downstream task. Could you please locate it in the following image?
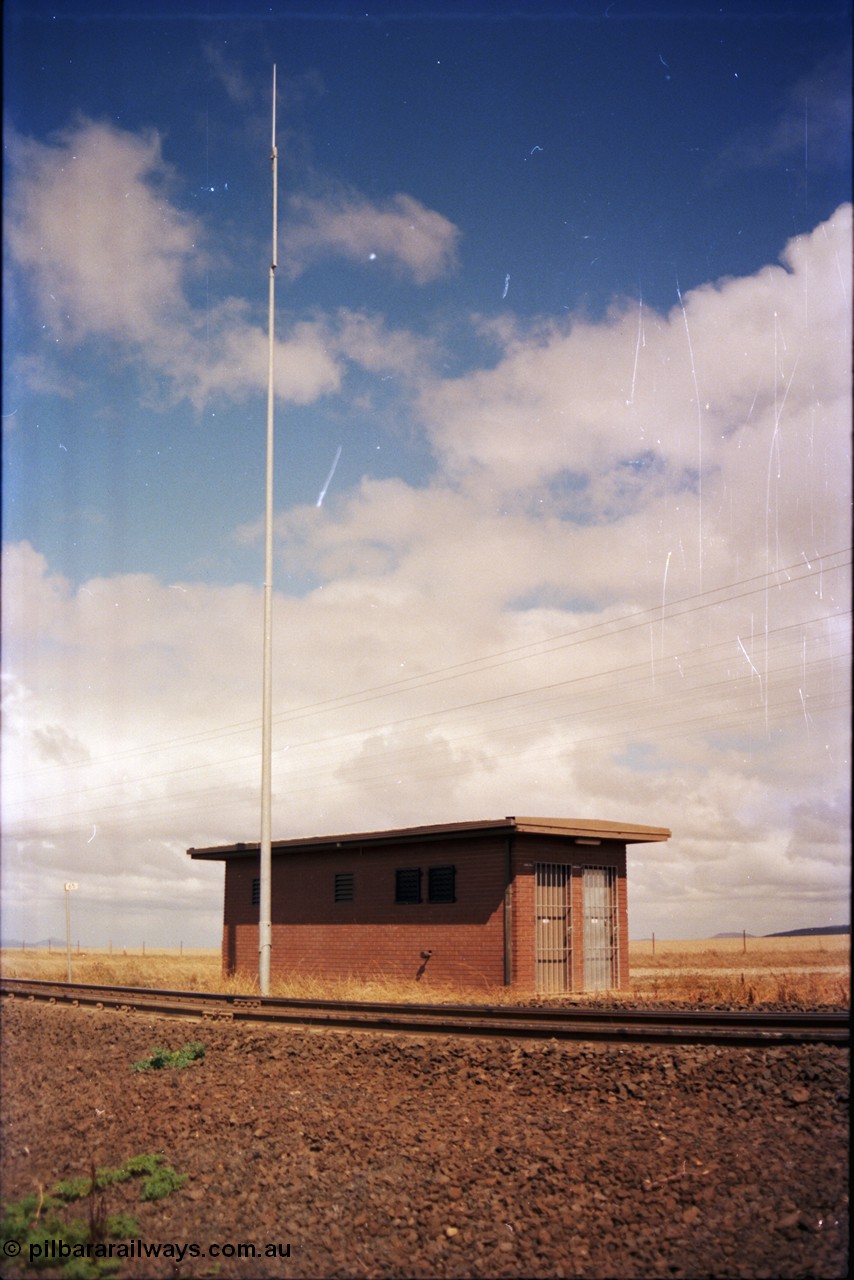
[395,867,421,904]
[428,865,456,903]
[251,878,260,906]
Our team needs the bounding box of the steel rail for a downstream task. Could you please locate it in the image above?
[1,977,847,1046]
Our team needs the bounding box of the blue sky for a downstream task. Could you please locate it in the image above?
[2,0,851,950]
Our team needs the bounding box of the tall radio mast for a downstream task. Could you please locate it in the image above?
[259,66,277,996]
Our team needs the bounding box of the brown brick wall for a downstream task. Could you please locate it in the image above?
[223,834,507,987]
[220,832,629,991]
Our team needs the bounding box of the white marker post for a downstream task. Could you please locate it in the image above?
[259,67,278,997]
[64,882,78,982]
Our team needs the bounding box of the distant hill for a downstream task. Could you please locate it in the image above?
[710,925,850,939]
[763,924,850,938]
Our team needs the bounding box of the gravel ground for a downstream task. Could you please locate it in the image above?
[0,1000,848,1279]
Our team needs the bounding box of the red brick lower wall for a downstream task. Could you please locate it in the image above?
[224,920,505,987]
[222,834,507,988]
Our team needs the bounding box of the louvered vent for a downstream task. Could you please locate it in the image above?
[334,872,355,903]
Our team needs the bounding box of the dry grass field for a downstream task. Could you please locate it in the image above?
[627,933,849,1005]
[0,949,224,994]
[0,934,849,1006]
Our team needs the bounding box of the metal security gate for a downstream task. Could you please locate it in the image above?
[535,863,571,994]
[582,866,618,991]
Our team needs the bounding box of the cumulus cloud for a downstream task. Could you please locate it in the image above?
[5,121,198,347]
[332,308,437,381]
[417,206,851,584]
[4,121,444,414]
[186,305,343,408]
[285,190,460,284]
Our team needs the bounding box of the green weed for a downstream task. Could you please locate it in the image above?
[0,1155,186,1278]
[131,1041,205,1072]
[54,1155,187,1205]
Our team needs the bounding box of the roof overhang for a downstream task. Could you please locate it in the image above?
[188,816,671,861]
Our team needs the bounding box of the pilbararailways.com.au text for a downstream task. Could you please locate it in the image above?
[13,1239,291,1265]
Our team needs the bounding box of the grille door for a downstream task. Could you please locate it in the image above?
[535,863,571,994]
[582,866,618,991]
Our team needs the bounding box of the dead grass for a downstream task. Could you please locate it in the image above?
[0,950,224,992]
[627,969,849,1007]
[628,933,849,964]
[627,934,849,1006]
[0,951,529,1005]
[1,935,848,1007]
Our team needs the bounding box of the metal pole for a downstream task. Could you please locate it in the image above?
[63,882,77,981]
[65,888,71,982]
[259,66,278,997]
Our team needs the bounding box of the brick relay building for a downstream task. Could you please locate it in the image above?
[188,816,670,993]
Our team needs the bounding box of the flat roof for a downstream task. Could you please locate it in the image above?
[188,816,671,860]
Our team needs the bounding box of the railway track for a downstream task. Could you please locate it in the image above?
[1,977,848,1046]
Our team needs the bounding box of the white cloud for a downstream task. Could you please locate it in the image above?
[188,305,343,408]
[4,121,445,414]
[419,208,850,542]
[5,121,197,347]
[4,120,342,411]
[333,308,436,381]
[285,190,460,284]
